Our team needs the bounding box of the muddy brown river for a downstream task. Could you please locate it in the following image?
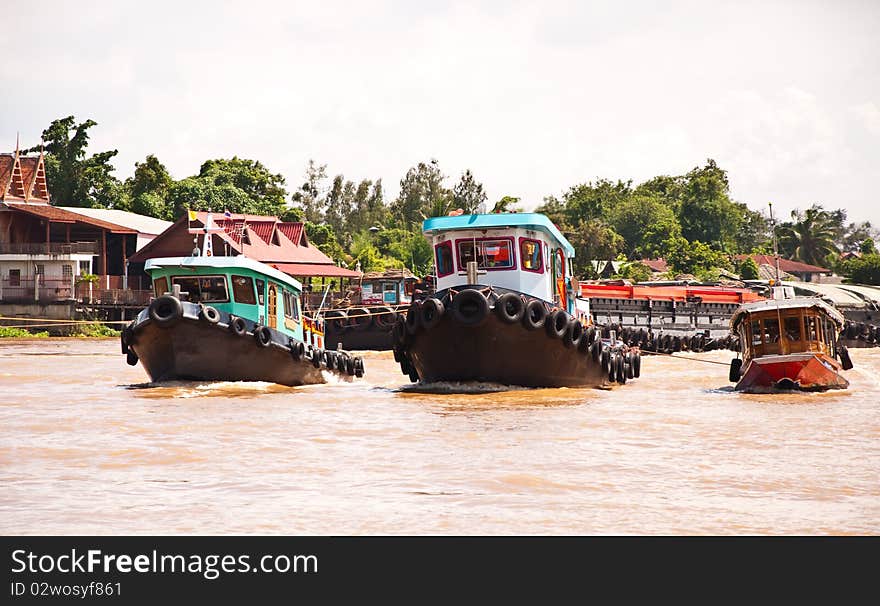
[1,339,878,534]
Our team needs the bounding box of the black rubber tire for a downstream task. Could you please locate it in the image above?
[616,354,627,384]
[564,319,584,349]
[148,295,183,328]
[126,350,138,366]
[346,357,355,376]
[354,357,364,378]
[200,305,221,324]
[229,316,247,336]
[405,302,422,335]
[373,306,396,329]
[591,340,603,363]
[121,325,134,354]
[289,339,305,361]
[324,350,335,369]
[311,347,323,368]
[494,293,525,324]
[545,309,569,339]
[625,353,635,379]
[522,300,547,331]
[451,289,489,327]
[632,352,641,378]
[254,325,272,347]
[349,307,373,331]
[601,347,611,376]
[583,326,596,346]
[392,316,409,347]
[839,346,854,371]
[324,310,348,333]
[336,353,347,372]
[729,358,743,382]
[421,298,445,331]
[608,353,617,382]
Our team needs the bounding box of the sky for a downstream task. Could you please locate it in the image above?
[3,0,879,226]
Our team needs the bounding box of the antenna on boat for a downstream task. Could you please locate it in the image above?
[769,202,781,285]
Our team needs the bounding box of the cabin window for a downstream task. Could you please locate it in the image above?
[255,279,265,305]
[9,269,21,287]
[751,320,762,347]
[153,276,168,297]
[283,289,300,320]
[435,241,454,277]
[762,318,780,343]
[457,238,514,271]
[171,275,229,303]
[403,279,415,296]
[783,316,802,342]
[520,238,543,273]
[804,316,818,342]
[231,275,257,305]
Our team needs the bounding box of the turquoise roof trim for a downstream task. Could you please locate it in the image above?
[422,213,575,256]
[145,255,302,291]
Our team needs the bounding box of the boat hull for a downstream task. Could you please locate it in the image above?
[735,353,849,393]
[125,301,360,386]
[396,287,635,388]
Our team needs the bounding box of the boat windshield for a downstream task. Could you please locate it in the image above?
[171,275,229,303]
[745,308,832,357]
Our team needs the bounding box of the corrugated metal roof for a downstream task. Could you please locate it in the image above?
[59,207,172,235]
[272,262,362,278]
[276,222,303,245]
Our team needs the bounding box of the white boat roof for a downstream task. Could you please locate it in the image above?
[145,255,302,291]
[782,281,867,307]
[834,284,880,306]
[731,296,845,330]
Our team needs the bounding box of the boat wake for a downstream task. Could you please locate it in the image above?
[123,380,292,398]
[399,380,536,394]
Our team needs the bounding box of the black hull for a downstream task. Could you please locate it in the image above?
[395,287,638,388]
[325,324,393,351]
[124,298,364,387]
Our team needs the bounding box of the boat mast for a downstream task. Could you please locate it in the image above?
[769,202,781,284]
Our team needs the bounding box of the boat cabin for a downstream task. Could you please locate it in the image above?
[731,298,843,361]
[422,213,577,313]
[145,256,315,344]
[359,269,418,306]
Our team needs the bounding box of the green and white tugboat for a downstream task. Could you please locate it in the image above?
[122,253,364,386]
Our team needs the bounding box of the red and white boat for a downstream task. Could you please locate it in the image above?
[728,288,853,392]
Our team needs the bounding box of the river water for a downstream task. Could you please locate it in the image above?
[1,338,878,535]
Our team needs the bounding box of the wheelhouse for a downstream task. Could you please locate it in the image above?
[145,256,306,342]
[732,299,843,361]
[423,213,576,312]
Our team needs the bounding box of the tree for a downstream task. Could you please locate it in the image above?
[562,179,632,224]
[568,218,624,277]
[491,195,521,213]
[451,169,487,214]
[291,159,328,223]
[607,194,681,258]
[844,254,880,285]
[392,159,451,226]
[197,157,287,216]
[165,178,253,220]
[618,262,652,283]
[860,238,878,255]
[304,222,345,261]
[777,205,840,267]
[664,237,730,277]
[128,154,173,198]
[738,256,760,280]
[28,116,121,208]
[677,160,743,250]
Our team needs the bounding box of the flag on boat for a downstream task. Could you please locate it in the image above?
[187,209,198,222]
[224,209,232,218]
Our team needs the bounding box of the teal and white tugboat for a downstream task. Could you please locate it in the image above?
[122,251,364,386]
[393,213,640,387]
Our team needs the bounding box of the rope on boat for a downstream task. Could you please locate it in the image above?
[639,350,733,366]
[0,315,130,325]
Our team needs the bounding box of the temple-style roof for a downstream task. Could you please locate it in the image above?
[0,143,50,202]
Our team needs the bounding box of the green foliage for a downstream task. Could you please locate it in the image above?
[0,326,50,338]
[777,205,839,267]
[373,228,433,274]
[28,116,121,208]
[304,222,345,260]
[738,256,760,280]
[491,196,521,213]
[618,262,652,283]
[129,154,173,198]
[291,159,328,223]
[843,254,880,285]
[71,323,121,337]
[452,170,487,214]
[392,159,452,225]
[664,237,730,277]
[567,219,624,278]
[860,238,877,255]
[607,194,680,258]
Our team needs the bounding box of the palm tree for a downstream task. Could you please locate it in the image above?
[778,206,839,267]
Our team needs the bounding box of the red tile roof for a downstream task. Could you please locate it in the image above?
[0,155,13,197]
[736,254,830,274]
[271,263,362,278]
[276,222,304,246]
[639,258,668,273]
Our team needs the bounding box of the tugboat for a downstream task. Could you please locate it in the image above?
[324,269,421,351]
[392,213,640,387]
[121,254,365,386]
[728,286,852,392]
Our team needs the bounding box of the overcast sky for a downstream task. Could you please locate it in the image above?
[3,0,878,226]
